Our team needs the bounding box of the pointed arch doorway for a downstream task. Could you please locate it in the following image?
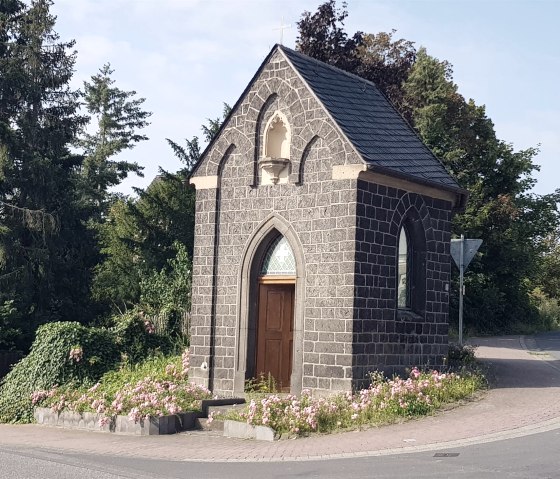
[255,235,295,392]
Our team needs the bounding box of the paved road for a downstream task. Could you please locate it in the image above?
[2,428,560,478]
[534,330,560,361]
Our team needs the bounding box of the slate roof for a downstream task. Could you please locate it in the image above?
[279,45,460,190]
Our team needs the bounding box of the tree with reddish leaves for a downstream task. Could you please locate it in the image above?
[297,1,416,112]
[296,1,560,333]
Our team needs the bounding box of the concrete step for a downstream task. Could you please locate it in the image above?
[201,398,246,416]
[206,403,246,417]
[195,417,225,432]
[192,398,246,434]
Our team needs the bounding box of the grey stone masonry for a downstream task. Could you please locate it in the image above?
[34,407,201,435]
[188,45,461,397]
[189,49,362,397]
[352,179,452,386]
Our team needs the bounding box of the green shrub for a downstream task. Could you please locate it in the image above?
[446,343,478,369]
[0,322,120,423]
[531,289,560,331]
[111,309,173,363]
[225,368,485,436]
[33,350,211,426]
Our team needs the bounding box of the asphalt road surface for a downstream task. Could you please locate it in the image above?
[534,330,560,362]
[2,427,560,479]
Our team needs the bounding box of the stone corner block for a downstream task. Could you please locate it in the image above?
[223,420,277,442]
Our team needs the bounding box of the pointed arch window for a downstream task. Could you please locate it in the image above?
[260,235,296,276]
[397,226,411,309]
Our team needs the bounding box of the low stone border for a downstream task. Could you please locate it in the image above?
[34,407,202,435]
[223,420,277,441]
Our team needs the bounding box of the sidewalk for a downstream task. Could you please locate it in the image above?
[1,336,560,462]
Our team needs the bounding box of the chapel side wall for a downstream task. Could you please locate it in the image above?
[352,179,452,386]
[188,187,218,389]
[189,50,362,397]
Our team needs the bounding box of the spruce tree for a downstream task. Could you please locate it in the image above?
[79,64,151,218]
[0,0,86,348]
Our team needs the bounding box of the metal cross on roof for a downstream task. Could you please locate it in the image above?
[273,17,291,45]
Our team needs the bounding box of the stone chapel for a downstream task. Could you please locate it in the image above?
[188,44,467,397]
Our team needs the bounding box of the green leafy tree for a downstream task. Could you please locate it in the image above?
[403,49,560,331]
[297,0,363,73]
[539,233,560,300]
[92,174,196,315]
[140,241,192,316]
[297,2,560,332]
[297,2,415,111]
[93,106,230,316]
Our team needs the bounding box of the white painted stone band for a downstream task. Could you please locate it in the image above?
[189,175,219,189]
[191,167,459,205]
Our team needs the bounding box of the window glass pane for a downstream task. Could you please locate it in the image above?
[261,236,296,275]
[398,228,409,308]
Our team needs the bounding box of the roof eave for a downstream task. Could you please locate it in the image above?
[364,163,469,211]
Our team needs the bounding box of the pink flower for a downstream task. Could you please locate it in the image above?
[69,347,83,362]
[143,320,155,334]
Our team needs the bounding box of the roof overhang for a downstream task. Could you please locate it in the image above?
[332,163,468,212]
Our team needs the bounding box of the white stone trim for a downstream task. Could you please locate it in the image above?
[189,175,219,189]
[331,164,367,179]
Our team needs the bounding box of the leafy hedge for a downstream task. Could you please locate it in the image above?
[111,309,174,363]
[0,322,120,423]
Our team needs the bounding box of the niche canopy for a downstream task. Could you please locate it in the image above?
[259,111,291,185]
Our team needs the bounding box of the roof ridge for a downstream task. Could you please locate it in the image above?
[278,44,380,91]
[279,45,460,190]
[189,45,283,178]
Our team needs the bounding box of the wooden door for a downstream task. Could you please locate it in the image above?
[256,283,294,391]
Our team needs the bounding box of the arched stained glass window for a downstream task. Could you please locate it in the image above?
[397,227,411,308]
[260,236,296,276]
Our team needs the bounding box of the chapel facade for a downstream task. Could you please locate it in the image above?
[188,45,467,397]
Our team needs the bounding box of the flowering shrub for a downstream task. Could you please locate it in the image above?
[227,368,484,435]
[32,349,211,427]
[0,322,120,424]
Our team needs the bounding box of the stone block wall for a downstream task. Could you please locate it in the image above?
[189,48,455,397]
[352,179,453,385]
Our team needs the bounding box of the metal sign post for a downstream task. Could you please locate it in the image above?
[458,235,464,346]
[450,237,482,345]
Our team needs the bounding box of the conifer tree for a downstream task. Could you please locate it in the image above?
[79,64,151,218]
[0,0,90,347]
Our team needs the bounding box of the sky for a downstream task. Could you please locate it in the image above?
[50,0,560,196]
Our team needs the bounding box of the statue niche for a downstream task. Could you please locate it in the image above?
[259,112,291,185]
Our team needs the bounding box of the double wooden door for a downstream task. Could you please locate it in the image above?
[256,282,294,392]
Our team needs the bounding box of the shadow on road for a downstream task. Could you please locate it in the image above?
[477,356,560,389]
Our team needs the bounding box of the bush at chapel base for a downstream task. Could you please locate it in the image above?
[0,322,120,423]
